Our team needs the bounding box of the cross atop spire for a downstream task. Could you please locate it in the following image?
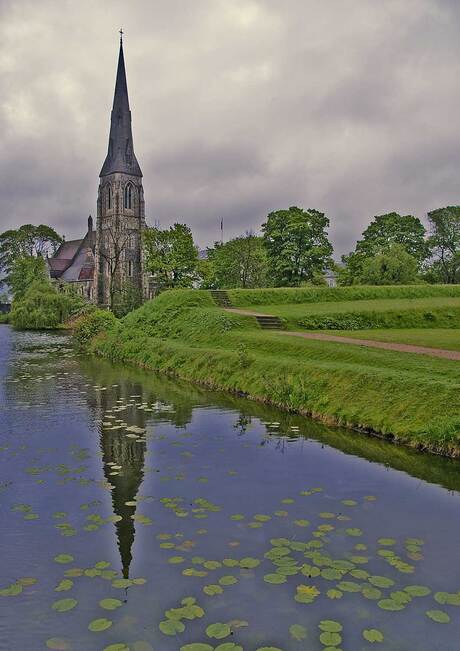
[100,35,142,178]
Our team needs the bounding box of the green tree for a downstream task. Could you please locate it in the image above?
[9,255,49,300]
[426,206,460,284]
[262,206,333,286]
[0,224,62,284]
[143,223,199,289]
[10,280,84,330]
[207,232,268,288]
[357,244,420,285]
[343,212,428,284]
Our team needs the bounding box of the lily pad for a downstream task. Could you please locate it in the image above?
[160,618,185,635]
[203,584,223,596]
[319,621,343,633]
[206,622,231,639]
[46,639,71,650]
[264,573,287,584]
[363,628,384,643]
[426,609,450,624]
[52,598,77,612]
[180,645,213,651]
[100,598,123,610]
[103,645,129,651]
[88,617,112,632]
[289,623,307,640]
[54,554,74,564]
[319,631,342,646]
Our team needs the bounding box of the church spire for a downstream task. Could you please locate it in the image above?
[100,33,142,177]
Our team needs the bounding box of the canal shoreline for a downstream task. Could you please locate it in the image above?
[81,290,460,460]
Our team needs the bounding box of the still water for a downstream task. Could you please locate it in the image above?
[1,327,460,651]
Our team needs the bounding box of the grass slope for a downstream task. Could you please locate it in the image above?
[330,328,460,351]
[91,289,460,457]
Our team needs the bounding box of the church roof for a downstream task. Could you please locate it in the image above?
[48,229,95,280]
[100,38,142,178]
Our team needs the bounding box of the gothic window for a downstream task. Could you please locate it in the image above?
[124,183,133,210]
[107,186,112,210]
[128,260,134,277]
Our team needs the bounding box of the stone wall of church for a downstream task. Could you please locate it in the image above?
[95,172,146,306]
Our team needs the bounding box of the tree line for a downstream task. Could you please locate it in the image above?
[144,206,460,291]
[0,205,459,319]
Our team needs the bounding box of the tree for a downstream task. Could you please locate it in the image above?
[9,255,49,300]
[357,244,420,285]
[342,212,429,283]
[0,224,63,284]
[207,232,268,289]
[10,279,83,330]
[262,206,333,286]
[143,223,199,290]
[426,206,460,284]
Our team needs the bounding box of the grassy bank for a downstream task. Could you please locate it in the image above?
[88,289,460,458]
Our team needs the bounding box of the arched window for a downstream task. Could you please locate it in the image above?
[107,186,112,210]
[128,260,134,277]
[124,183,133,210]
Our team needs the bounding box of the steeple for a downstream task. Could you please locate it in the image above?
[100,33,142,177]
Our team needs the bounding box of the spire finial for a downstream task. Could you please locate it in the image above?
[119,28,124,44]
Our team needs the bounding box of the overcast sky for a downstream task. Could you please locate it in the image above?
[1,0,460,255]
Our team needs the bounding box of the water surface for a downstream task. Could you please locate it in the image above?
[1,327,459,651]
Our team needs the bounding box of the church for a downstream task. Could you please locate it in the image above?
[48,34,149,305]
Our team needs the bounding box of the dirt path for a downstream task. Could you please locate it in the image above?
[225,308,460,361]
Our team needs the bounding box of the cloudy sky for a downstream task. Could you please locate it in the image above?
[1,0,460,256]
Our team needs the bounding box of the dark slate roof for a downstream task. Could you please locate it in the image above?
[100,40,142,178]
[48,230,95,281]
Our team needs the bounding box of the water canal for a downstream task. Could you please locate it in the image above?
[1,326,459,650]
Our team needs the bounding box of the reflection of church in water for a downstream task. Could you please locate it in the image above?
[85,366,196,578]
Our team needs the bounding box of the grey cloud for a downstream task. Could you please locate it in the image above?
[1,0,460,257]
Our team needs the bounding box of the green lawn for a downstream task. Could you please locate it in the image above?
[241,296,460,317]
[89,289,460,457]
[329,328,460,351]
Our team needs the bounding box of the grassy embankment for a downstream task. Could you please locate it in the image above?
[89,287,460,457]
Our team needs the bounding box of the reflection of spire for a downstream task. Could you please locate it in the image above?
[100,427,146,578]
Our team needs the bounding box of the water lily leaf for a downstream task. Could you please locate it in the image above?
[426,609,450,623]
[368,576,395,588]
[88,617,113,632]
[206,622,231,639]
[239,557,260,569]
[378,599,405,611]
[100,598,123,610]
[363,628,384,643]
[95,561,111,569]
[54,554,74,564]
[180,645,213,651]
[168,556,185,564]
[319,620,343,633]
[326,589,343,599]
[160,618,185,635]
[203,560,221,570]
[230,514,245,521]
[289,623,307,640]
[294,519,310,527]
[52,598,77,612]
[319,631,342,646]
[55,579,73,592]
[378,538,396,546]
[362,586,382,600]
[434,591,460,606]
[345,528,362,537]
[103,645,129,651]
[214,644,243,651]
[219,575,238,586]
[46,639,71,650]
[255,648,283,651]
[337,581,361,593]
[264,573,287,584]
[404,585,431,597]
[203,584,223,596]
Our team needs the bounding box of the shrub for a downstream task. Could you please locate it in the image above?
[73,309,118,350]
[10,281,84,330]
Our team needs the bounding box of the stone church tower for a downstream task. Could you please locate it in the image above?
[95,35,146,306]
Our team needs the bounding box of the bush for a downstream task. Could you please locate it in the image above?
[73,309,118,350]
[10,281,84,330]
[299,306,460,330]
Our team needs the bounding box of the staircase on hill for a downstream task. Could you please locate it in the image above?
[255,314,284,330]
[210,290,232,308]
